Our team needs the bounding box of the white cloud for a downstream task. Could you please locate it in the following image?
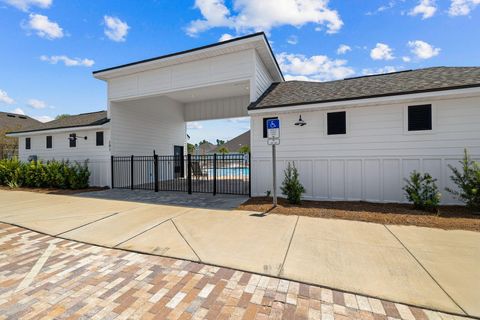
[0,90,15,105]
[103,15,129,42]
[218,33,233,41]
[40,55,95,67]
[449,0,480,15]
[336,44,351,55]
[32,115,53,122]
[187,122,203,129]
[3,0,52,11]
[408,40,440,59]
[366,0,399,15]
[11,108,25,115]
[362,66,401,76]
[287,35,298,45]
[277,52,355,82]
[402,56,411,62]
[370,43,395,60]
[187,0,343,36]
[409,0,437,19]
[27,98,46,109]
[25,13,63,39]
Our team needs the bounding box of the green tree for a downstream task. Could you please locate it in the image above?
[216,139,225,146]
[446,149,480,210]
[55,114,71,120]
[403,171,441,212]
[218,146,229,154]
[280,162,305,204]
[238,145,250,154]
[187,143,195,154]
[198,139,210,145]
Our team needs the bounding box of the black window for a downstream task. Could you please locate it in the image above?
[46,136,52,149]
[96,131,104,146]
[263,117,278,138]
[327,111,346,135]
[408,104,432,131]
[25,137,31,150]
[69,133,76,148]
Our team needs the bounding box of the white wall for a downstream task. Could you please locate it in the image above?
[250,95,480,204]
[18,128,111,187]
[184,95,249,121]
[110,95,186,156]
[108,50,255,101]
[253,50,274,100]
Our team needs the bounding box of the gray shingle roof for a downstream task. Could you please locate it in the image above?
[212,130,250,153]
[0,112,41,131]
[8,111,109,134]
[248,67,480,110]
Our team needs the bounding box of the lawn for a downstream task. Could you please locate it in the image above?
[238,197,480,232]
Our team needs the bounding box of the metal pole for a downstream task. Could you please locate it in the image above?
[154,154,159,192]
[272,144,277,207]
[213,153,217,196]
[187,153,192,194]
[110,155,114,189]
[130,155,134,190]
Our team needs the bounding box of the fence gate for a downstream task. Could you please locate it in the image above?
[111,153,251,196]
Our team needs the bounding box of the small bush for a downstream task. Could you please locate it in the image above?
[446,149,480,210]
[280,162,305,204]
[403,171,441,212]
[0,158,90,189]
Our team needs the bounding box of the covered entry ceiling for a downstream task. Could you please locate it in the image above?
[165,80,250,103]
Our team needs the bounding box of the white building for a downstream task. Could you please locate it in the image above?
[8,32,480,204]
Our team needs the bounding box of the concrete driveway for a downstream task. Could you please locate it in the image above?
[0,190,478,318]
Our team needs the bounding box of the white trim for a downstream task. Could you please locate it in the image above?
[6,123,110,137]
[248,87,480,115]
[324,110,349,138]
[403,103,437,135]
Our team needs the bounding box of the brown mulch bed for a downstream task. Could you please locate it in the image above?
[238,197,480,232]
[0,186,108,195]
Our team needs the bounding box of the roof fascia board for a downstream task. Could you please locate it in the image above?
[248,86,480,115]
[6,123,110,137]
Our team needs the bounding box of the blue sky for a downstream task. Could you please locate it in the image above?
[0,0,479,143]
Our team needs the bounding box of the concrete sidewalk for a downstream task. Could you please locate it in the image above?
[0,190,478,318]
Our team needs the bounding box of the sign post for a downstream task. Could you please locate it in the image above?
[266,119,280,207]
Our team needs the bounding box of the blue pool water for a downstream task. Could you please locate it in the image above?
[208,167,249,177]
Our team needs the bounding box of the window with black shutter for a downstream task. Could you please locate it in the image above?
[327,111,346,135]
[96,131,104,146]
[25,137,31,150]
[408,104,432,131]
[263,117,278,138]
[46,136,52,149]
[69,134,76,148]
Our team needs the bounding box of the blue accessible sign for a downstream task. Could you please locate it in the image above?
[267,119,280,139]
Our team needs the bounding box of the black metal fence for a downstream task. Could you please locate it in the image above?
[111,153,251,196]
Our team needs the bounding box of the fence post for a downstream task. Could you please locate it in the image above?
[248,152,252,197]
[110,155,114,189]
[154,154,159,192]
[130,155,134,190]
[187,154,192,194]
[213,154,217,196]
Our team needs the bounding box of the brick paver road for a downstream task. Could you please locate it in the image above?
[0,223,471,320]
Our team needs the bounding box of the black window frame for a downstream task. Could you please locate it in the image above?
[262,117,278,138]
[96,131,104,146]
[408,104,432,131]
[46,136,52,149]
[327,111,347,135]
[69,133,76,148]
[25,137,31,150]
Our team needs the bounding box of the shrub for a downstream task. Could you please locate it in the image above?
[403,171,441,212]
[446,149,480,210]
[0,158,90,189]
[280,162,305,204]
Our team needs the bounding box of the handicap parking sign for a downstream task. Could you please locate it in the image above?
[267,119,280,139]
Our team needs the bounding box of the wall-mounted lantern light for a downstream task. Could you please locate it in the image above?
[294,114,307,126]
[68,134,87,142]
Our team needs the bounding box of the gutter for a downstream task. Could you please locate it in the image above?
[6,122,110,137]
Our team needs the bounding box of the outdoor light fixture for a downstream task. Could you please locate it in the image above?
[68,134,87,142]
[295,114,307,126]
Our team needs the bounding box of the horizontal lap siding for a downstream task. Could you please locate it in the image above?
[184,95,249,121]
[254,51,273,101]
[18,129,111,187]
[250,96,480,204]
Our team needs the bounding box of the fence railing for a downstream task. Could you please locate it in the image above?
[111,153,250,196]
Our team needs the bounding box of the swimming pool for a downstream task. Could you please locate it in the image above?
[207,167,249,177]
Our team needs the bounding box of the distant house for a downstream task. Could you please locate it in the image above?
[0,112,40,158]
[196,142,215,155]
[212,130,250,153]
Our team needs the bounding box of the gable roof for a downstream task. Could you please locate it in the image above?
[248,67,480,110]
[7,111,109,134]
[93,32,283,82]
[0,112,41,131]
[212,130,250,153]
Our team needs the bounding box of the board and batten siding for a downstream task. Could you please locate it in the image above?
[250,95,480,204]
[108,50,256,101]
[18,129,111,187]
[110,95,185,156]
